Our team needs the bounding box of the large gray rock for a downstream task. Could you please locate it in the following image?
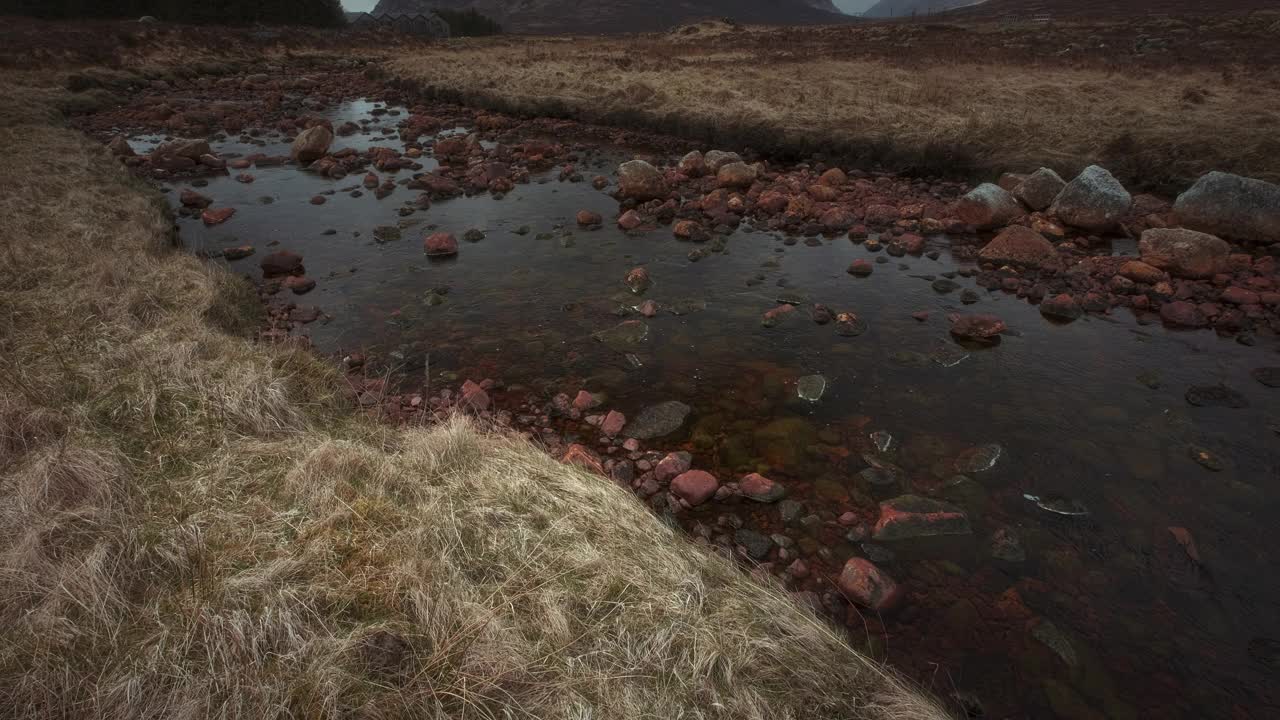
[1049,165,1131,232]
[1139,228,1230,279]
[290,125,333,164]
[954,183,1022,229]
[703,150,742,174]
[617,160,668,201]
[1173,171,1280,245]
[1014,167,1066,211]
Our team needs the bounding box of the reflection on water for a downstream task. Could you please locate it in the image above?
[156,100,1280,718]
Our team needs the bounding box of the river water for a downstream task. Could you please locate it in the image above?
[139,99,1280,719]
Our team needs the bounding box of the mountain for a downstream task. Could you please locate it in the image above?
[937,0,1278,18]
[412,0,853,34]
[863,0,984,18]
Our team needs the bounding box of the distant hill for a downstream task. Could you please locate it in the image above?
[863,0,984,18]
[939,0,1278,19]
[420,0,853,34]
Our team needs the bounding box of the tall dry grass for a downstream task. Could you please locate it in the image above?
[0,76,951,719]
[388,33,1280,192]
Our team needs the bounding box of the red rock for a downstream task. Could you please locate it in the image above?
[671,470,719,506]
[655,452,692,482]
[837,558,902,612]
[576,209,602,226]
[787,559,811,579]
[180,189,212,208]
[600,410,626,437]
[949,314,1007,339]
[1159,301,1207,328]
[911,311,929,322]
[673,219,706,241]
[424,232,458,257]
[716,161,758,189]
[677,150,706,177]
[1221,287,1261,305]
[282,275,316,294]
[363,172,379,189]
[848,224,869,239]
[757,190,789,214]
[1040,293,1082,322]
[625,266,651,293]
[618,210,643,230]
[819,207,856,230]
[201,207,235,226]
[562,444,605,475]
[897,233,925,254]
[309,195,326,205]
[762,304,796,327]
[864,204,899,226]
[808,184,840,202]
[260,250,303,277]
[1119,260,1165,284]
[223,245,254,260]
[847,259,874,277]
[740,472,786,502]
[459,379,490,411]
[819,167,847,186]
[235,173,255,183]
[1260,292,1280,306]
[978,225,1060,270]
[572,390,598,411]
[638,299,658,317]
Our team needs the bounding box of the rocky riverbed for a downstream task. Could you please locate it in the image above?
[79,59,1280,719]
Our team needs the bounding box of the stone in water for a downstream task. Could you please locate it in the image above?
[1025,494,1090,517]
[955,444,1002,473]
[797,375,827,403]
[870,431,894,453]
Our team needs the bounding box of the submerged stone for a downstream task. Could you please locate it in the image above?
[1024,494,1090,517]
[870,430,894,453]
[624,400,692,440]
[873,495,972,541]
[1185,385,1249,409]
[735,528,773,560]
[594,320,649,353]
[1188,445,1224,472]
[955,443,1003,473]
[1251,367,1280,388]
[1032,621,1079,668]
[797,374,828,402]
[989,527,1027,563]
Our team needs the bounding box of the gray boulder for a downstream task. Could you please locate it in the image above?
[1014,167,1066,211]
[617,160,668,201]
[1139,228,1230,279]
[954,183,1022,229]
[1173,171,1280,245]
[1049,165,1131,232]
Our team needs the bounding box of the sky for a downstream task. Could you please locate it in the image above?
[340,1,876,14]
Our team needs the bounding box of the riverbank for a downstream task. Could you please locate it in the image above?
[0,68,951,719]
[388,13,1280,194]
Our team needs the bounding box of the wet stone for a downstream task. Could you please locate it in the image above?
[778,499,805,525]
[594,320,649,353]
[873,495,972,541]
[735,529,774,561]
[1025,494,1090,517]
[1251,367,1280,388]
[954,443,1002,473]
[1188,445,1224,472]
[797,374,827,403]
[990,527,1027,563]
[1032,621,1079,669]
[932,278,961,294]
[1185,385,1249,409]
[624,400,692,440]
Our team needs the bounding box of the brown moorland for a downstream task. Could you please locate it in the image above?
[387,11,1280,193]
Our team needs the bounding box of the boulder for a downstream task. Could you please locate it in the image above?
[717,161,758,189]
[671,470,718,506]
[837,558,901,612]
[290,125,333,164]
[655,451,692,482]
[1014,168,1066,211]
[954,183,1022,229]
[1039,293,1082,322]
[617,160,668,200]
[1049,165,1131,232]
[576,209,602,226]
[978,225,1060,270]
[1173,171,1280,244]
[1139,228,1229,279]
[152,138,211,162]
[949,314,1006,340]
[704,150,742,174]
[677,150,706,177]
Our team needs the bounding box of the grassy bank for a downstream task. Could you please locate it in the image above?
[0,73,950,719]
[388,19,1280,193]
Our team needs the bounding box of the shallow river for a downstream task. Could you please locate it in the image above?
[138,99,1280,719]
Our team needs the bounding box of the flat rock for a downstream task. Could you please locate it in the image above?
[873,495,972,541]
[624,400,691,439]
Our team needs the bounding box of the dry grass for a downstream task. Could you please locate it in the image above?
[389,28,1280,192]
[0,76,950,719]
